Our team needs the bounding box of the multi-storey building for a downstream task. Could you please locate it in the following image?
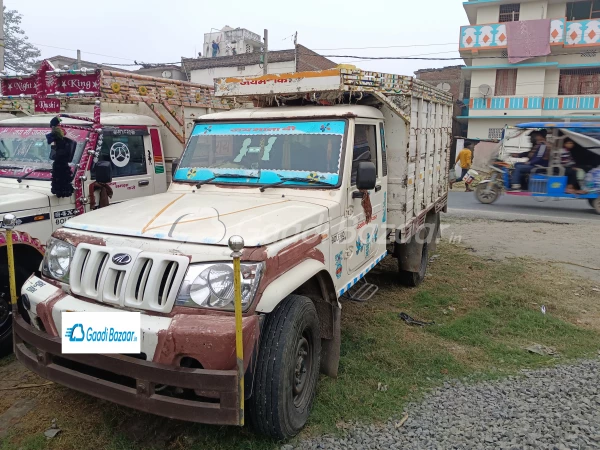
[459,0,600,140]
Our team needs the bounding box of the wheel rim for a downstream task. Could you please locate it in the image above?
[477,186,498,202]
[292,334,312,408]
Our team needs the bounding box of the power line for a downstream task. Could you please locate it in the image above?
[31,42,136,62]
[313,42,457,51]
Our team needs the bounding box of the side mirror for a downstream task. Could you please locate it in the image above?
[171,158,180,175]
[95,161,113,184]
[356,161,376,190]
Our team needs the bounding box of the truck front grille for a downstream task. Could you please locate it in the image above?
[70,244,189,313]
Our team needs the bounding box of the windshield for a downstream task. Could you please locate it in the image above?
[0,127,89,180]
[174,120,346,186]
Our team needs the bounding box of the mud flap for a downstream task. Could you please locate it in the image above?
[320,305,341,378]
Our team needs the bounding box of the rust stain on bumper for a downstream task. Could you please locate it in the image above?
[35,289,67,337]
[13,315,241,426]
[154,315,259,370]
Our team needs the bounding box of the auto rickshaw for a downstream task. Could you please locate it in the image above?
[475,122,600,214]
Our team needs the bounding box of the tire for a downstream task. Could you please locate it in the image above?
[249,294,321,440]
[0,264,33,357]
[591,197,600,215]
[398,243,428,287]
[475,183,500,204]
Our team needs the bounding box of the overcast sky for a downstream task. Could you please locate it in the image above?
[8,0,467,76]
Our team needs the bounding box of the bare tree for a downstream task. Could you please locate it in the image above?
[4,7,41,73]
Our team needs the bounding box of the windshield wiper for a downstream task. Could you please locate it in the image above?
[260,176,336,192]
[17,168,53,183]
[0,165,25,171]
[195,172,259,188]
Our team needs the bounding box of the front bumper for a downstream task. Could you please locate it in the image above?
[13,314,242,425]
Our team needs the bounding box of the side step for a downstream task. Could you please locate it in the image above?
[343,277,379,302]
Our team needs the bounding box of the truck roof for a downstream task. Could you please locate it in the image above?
[0,113,160,127]
[197,104,384,122]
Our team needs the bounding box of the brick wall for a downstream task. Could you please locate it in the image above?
[414,65,464,101]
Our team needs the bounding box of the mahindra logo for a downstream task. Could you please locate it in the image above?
[112,253,132,265]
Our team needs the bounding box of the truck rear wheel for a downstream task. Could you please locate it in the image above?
[590,198,600,214]
[249,294,321,440]
[398,243,428,287]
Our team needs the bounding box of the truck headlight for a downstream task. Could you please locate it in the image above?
[176,262,263,311]
[42,237,75,282]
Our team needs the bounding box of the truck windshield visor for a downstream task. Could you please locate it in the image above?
[174,120,346,186]
[0,127,89,180]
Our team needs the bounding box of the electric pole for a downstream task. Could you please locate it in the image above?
[0,0,5,72]
[293,31,298,72]
[263,29,268,75]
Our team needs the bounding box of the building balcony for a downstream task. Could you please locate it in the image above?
[463,95,600,113]
[460,18,600,51]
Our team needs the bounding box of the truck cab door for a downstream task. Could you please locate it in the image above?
[86,129,154,209]
[346,121,387,275]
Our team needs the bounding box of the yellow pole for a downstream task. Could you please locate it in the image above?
[228,235,245,426]
[2,214,18,310]
[6,230,17,306]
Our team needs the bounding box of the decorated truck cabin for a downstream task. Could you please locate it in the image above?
[0,60,226,355]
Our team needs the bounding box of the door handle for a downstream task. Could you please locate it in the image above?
[375,185,382,192]
[352,191,363,199]
[138,180,150,187]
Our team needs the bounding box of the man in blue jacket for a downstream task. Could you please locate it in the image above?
[511,130,548,191]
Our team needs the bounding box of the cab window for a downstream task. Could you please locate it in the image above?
[351,124,378,185]
[94,135,147,178]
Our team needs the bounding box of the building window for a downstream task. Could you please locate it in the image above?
[566,1,600,20]
[488,128,504,140]
[463,79,472,98]
[559,68,600,95]
[495,69,518,96]
[499,4,520,22]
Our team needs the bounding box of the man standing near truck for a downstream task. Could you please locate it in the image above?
[450,141,474,192]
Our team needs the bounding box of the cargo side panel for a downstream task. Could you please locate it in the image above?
[382,104,409,236]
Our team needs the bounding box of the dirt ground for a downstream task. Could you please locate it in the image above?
[443,217,600,283]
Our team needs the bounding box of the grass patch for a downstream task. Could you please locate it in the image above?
[0,433,47,450]
[1,242,599,449]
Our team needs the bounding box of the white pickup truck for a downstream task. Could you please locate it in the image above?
[13,68,452,438]
[0,60,225,354]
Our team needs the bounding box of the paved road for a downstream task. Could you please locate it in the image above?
[447,191,599,223]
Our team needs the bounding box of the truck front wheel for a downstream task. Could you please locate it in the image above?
[0,264,33,357]
[249,294,321,439]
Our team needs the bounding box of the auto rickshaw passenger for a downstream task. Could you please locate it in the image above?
[561,138,587,194]
[511,130,548,191]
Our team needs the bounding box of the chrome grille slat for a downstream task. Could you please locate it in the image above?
[70,245,188,313]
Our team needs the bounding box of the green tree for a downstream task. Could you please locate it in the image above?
[4,7,41,73]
